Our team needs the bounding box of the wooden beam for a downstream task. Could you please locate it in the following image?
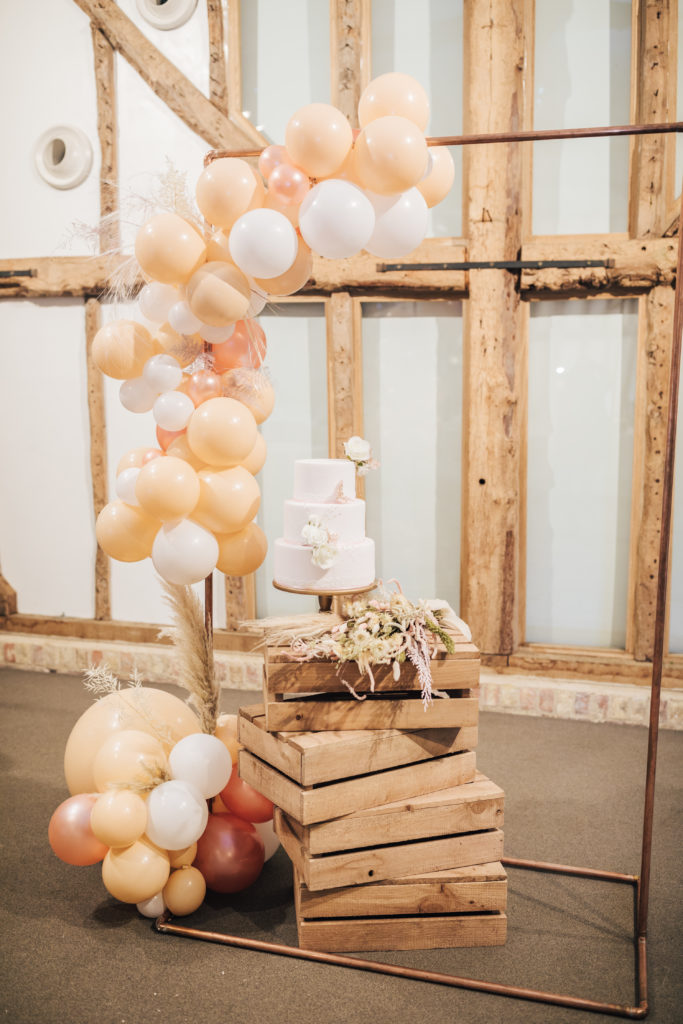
[304,238,468,296]
[225,0,270,148]
[0,576,17,618]
[326,293,363,459]
[207,0,229,111]
[506,644,683,688]
[91,25,119,252]
[330,0,371,127]
[224,573,256,629]
[0,614,261,651]
[72,0,263,150]
[460,0,531,655]
[85,299,111,619]
[0,256,126,299]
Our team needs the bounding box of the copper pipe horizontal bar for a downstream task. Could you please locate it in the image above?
[502,857,639,885]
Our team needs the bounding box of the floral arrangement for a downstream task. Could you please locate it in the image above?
[301,515,339,570]
[344,436,379,476]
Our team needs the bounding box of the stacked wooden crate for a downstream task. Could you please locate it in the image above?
[237,628,508,953]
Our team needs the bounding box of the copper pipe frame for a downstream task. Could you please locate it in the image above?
[161,124,682,1019]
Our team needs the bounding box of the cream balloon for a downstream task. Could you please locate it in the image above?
[102,837,170,904]
[168,843,197,868]
[163,866,206,916]
[240,432,267,476]
[135,456,200,521]
[416,146,455,207]
[155,323,203,368]
[92,321,159,381]
[285,103,353,178]
[95,501,160,563]
[185,261,252,327]
[220,369,275,425]
[135,212,206,285]
[166,433,207,472]
[90,789,148,848]
[93,729,168,792]
[186,396,257,467]
[358,72,430,131]
[193,466,260,534]
[195,158,264,229]
[215,522,268,576]
[355,115,429,196]
[254,237,312,297]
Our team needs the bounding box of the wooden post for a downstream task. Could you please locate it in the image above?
[330,0,371,127]
[85,299,111,620]
[460,0,532,654]
[326,293,363,459]
[207,0,229,112]
[91,25,119,252]
[225,573,255,628]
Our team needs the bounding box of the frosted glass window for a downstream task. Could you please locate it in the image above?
[371,0,463,236]
[669,369,683,652]
[527,300,638,647]
[256,305,328,616]
[533,0,631,234]
[362,301,462,610]
[240,2,330,143]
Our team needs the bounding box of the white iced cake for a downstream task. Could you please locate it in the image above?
[273,459,375,592]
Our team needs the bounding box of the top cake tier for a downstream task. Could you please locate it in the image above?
[294,459,356,502]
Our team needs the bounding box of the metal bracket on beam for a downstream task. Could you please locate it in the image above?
[377,259,615,272]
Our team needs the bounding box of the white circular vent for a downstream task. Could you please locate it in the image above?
[136,0,198,30]
[34,125,93,190]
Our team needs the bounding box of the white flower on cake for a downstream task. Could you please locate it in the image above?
[301,515,328,547]
[344,435,379,477]
[301,516,339,570]
[311,541,338,570]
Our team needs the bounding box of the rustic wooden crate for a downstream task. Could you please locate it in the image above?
[262,633,480,733]
[238,704,479,787]
[238,747,477,826]
[276,810,504,890]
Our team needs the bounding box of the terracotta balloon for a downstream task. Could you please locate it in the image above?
[264,189,300,228]
[116,447,161,475]
[168,842,197,868]
[416,146,456,207]
[285,103,353,178]
[194,813,264,894]
[355,115,429,195]
[186,261,252,327]
[48,794,108,866]
[92,321,159,381]
[214,713,241,765]
[211,319,267,373]
[135,212,207,285]
[96,501,160,563]
[93,729,168,792]
[135,455,200,521]
[221,369,275,425]
[254,237,312,296]
[156,425,185,452]
[166,433,206,471]
[64,687,200,795]
[215,522,268,576]
[186,396,257,467]
[258,144,289,180]
[240,432,267,476]
[193,466,260,534]
[268,162,310,205]
[155,323,203,368]
[195,158,264,229]
[90,789,147,848]
[102,837,171,904]
[358,72,430,131]
[163,866,206,916]
[220,762,274,823]
[185,369,223,407]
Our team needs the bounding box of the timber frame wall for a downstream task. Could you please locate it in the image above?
[0,0,681,689]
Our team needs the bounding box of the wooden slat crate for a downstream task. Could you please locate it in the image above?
[238,747,477,826]
[276,810,504,890]
[262,633,480,732]
[295,910,508,953]
[238,704,479,786]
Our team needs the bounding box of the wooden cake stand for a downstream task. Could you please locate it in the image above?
[272,580,377,612]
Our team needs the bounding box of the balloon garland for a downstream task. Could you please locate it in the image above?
[50,73,454,916]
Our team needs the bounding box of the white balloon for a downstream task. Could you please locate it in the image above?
[116,466,141,506]
[299,179,375,259]
[198,322,235,344]
[365,188,428,258]
[229,208,298,279]
[153,390,194,431]
[169,734,232,799]
[168,301,204,336]
[253,818,280,862]
[143,353,183,393]
[119,376,157,413]
[137,891,166,918]
[139,282,180,324]
[152,519,219,585]
[145,779,209,849]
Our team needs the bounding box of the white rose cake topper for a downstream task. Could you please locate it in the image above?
[344,436,379,476]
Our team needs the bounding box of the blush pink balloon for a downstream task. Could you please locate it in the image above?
[194,813,265,893]
[211,320,266,373]
[267,164,310,206]
[185,370,223,407]
[156,426,185,451]
[48,794,109,866]
[257,144,289,180]
[141,448,164,466]
[220,763,274,823]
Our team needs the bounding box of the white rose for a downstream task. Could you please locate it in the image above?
[311,542,338,569]
[301,522,328,546]
[344,436,371,463]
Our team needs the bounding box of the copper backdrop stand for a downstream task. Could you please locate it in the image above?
[157,121,683,1019]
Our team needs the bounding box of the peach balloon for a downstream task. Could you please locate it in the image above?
[48,794,109,866]
[214,713,241,765]
[64,688,200,795]
[240,432,267,476]
[135,212,207,285]
[268,163,310,205]
[211,319,266,372]
[355,115,429,195]
[416,146,455,207]
[102,837,170,904]
[186,261,251,327]
[185,369,223,407]
[255,237,312,296]
[163,866,206,916]
[264,190,300,228]
[258,144,288,180]
[358,72,430,131]
[221,368,275,425]
[206,229,236,264]
[186,396,257,467]
[216,522,268,576]
[93,729,168,792]
[193,466,261,534]
[168,842,197,868]
[155,323,203,367]
[156,425,185,452]
[96,501,160,563]
[135,456,200,521]
[92,321,159,381]
[167,433,206,471]
[195,158,264,229]
[90,789,148,848]
[285,103,353,178]
[116,447,160,476]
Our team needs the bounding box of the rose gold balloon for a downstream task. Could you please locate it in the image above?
[355,115,429,195]
[194,813,264,894]
[186,396,257,467]
[285,103,353,178]
[193,466,260,534]
[135,212,207,285]
[48,794,108,866]
[102,837,171,904]
[155,323,203,368]
[196,158,264,229]
[214,713,241,765]
[186,261,252,327]
[267,163,310,206]
[135,455,200,521]
[96,501,160,563]
[416,146,455,207]
[258,144,289,180]
[185,369,223,407]
[163,866,206,916]
[90,789,147,848]
[117,447,159,475]
[92,321,159,381]
[215,522,268,576]
[211,320,267,373]
[93,729,168,792]
[221,368,275,425]
[254,237,312,297]
[156,425,185,452]
[220,762,274,823]
[141,448,164,466]
[240,432,267,476]
[167,433,206,471]
[168,842,197,869]
[358,72,430,131]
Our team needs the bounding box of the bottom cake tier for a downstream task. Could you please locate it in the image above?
[273,536,375,591]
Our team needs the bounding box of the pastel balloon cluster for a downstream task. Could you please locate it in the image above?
[48,689,279,917]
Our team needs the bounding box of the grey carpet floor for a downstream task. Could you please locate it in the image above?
[1,667,681,1024]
